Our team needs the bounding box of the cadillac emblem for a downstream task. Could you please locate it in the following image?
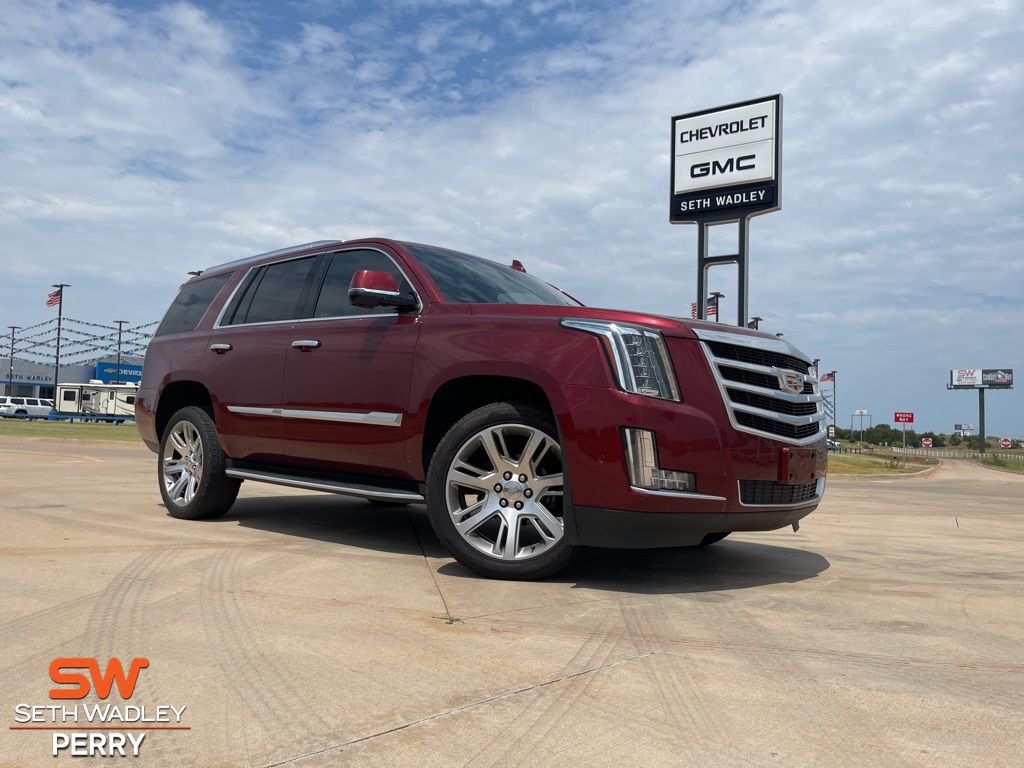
[777,369,805,394]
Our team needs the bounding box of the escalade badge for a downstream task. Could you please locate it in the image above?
[778,370,804,394]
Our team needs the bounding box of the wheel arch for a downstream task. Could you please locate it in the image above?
[421,375,555,477]
[155,381,213,442]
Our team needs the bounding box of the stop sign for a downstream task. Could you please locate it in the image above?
[922,438,933,448]
[1001,438,1012,449]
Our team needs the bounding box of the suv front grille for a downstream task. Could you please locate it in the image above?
[705,341,811,374]
[740,479,819,505]
[702,338,824,444]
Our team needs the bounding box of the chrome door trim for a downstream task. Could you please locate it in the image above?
[226,405,403,427]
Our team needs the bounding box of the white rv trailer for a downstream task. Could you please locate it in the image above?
[57,381,139,418]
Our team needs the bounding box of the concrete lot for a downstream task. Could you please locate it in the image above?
[1,435,1022,767]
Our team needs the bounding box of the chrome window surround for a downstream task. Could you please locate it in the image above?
[213,247,421,329]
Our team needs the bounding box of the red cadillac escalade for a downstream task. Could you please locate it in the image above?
[136,238,827,579]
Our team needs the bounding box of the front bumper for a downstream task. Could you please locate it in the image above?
[553,342,827,548]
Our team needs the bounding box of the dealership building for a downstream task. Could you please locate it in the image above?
[1,356,144,399]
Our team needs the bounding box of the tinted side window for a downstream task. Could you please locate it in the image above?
[311,250,413,318]
[229,257,318,325]
[406,244,579,306]
[155,273,232,336]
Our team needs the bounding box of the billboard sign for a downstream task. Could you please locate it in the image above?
[950,369,981,388]
[954,424,973,431]
[671,95,781,223]
[982,369,1013,389]
[950,369,1014,389]
[894,412,914,423]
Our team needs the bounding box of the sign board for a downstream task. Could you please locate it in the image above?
[894,412,914,423]
[670,95,781,223]
[828,426,835,438]
[954,423,973,431]
[922,438,933,448]
[1001,438,1012,449]
[94,361,144,385]
[949,369,1014,389]
[983,369,1013,389]
[855,409,869,416]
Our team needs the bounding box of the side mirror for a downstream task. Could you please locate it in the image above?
[349,270,417,311]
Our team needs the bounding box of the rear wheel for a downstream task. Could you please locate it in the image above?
[426,401,574,580]
[159,406,240,520]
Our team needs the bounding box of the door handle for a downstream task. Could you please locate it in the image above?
[291,339,321,352]
[210,343,233,354]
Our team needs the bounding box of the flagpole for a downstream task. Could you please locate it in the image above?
[51,283,70,400]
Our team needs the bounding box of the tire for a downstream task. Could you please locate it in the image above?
[158,406,240,520]
[698,532,731,547]
[426,401,574,580]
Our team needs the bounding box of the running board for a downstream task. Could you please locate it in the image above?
[225,468,425,503]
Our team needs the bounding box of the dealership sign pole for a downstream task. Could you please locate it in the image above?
[670,95,782,326]
[947,369,1014,454]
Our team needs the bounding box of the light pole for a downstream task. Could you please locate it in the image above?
[50,283,70,399]
[709,291,724,323]
[6,325,19,396]
[113,320,128,384]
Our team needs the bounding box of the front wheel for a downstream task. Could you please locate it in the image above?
[426,401,574,580]
[158,406,240,520]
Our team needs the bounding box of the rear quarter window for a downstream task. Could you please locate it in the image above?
[155,273,232,336]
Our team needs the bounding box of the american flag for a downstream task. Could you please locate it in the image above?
[46,288,62,308]
[691,297,718,318]
[820,371,835,383]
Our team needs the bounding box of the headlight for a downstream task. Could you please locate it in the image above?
[560,318,680,401]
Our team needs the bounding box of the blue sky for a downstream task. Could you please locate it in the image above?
[1,0,1022,437]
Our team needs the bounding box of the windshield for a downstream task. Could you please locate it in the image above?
[404,243,580,307]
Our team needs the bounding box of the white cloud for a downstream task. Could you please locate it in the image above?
[0,0,1021,434]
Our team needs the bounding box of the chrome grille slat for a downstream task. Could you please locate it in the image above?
[700,337,825,444]
[724,381,822,406]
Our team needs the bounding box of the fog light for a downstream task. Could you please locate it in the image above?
[622,428,695,492]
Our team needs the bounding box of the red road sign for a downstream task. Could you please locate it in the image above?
[922,438,933,448]
[1001,438,1012,449]
[894,412,914,423]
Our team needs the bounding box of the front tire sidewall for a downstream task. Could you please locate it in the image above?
[158,406,239,520]
[427,401,574,580]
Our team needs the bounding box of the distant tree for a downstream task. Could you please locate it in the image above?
[949,433,963,446]
[863,423,902,446]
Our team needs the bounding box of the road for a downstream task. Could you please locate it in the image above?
[1,437,1021,767]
